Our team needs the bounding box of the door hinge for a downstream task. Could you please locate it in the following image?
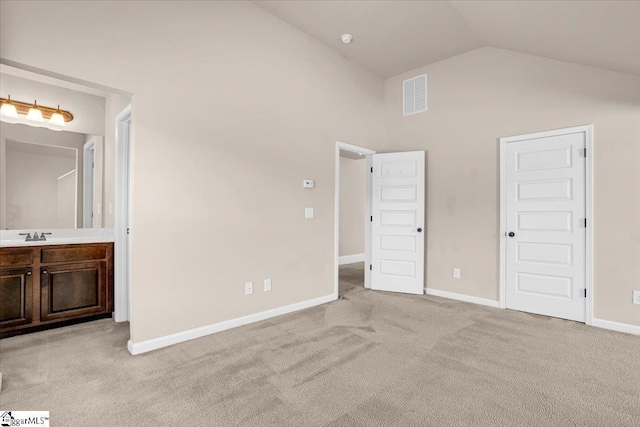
[583,288,587,298]
[583,148,587,157]
[370,167,373,173]
[370,215,373,222]
[584,218,587,228]
[369,264,372,271]
[127,228,130,235]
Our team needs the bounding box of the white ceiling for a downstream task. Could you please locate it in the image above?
[255,1,640,78]
[340,149,366,160]
[6,137,76,159]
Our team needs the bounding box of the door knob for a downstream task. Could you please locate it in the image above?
[417,228,423,233]
[508,232,515,237]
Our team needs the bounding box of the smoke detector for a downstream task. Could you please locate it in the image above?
[341,34,353,44]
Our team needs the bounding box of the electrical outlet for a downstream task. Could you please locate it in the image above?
[453,268,461,279]
[633,290,640,305]
[245,282,253,295]
[264,278,272,292]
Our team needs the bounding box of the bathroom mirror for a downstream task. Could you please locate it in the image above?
[0,122,104,230]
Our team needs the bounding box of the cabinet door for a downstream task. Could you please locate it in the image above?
[0,267,34,328]
[40,261,107,321]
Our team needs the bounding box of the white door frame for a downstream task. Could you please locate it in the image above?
[82,138,95,228]
[114,105,132,322]
[82,136,104,228]
[499,125,594,325]
[334,141,376,298]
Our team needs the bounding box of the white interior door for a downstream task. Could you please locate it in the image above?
[371,151,425,294]
[505,131,586,321]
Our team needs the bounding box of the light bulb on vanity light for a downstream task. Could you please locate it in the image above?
[0,95,19,118]
[26,100,44,122]
[49,105,66,126]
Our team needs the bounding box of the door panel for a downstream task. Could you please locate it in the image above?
[505,131,586,321]
[0,268,33,328]
[517,242,572,265]
[371,151,425,295]
[40,261,106,321]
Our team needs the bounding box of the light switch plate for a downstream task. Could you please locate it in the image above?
[264,279,272,292]
[453,268,461,279]
[633,290,640,305]
[245,282,253,295]
[303,179,314,189]
[305,207,314,219]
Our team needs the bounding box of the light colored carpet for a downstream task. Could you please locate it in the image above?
[1,262,638,426]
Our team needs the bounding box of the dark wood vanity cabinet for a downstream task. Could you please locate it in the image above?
[0,243,113,338]
[0,267,33,329]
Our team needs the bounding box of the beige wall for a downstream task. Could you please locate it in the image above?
[0,1,386,343]
[339,156,366,257]
[385,47,640,327]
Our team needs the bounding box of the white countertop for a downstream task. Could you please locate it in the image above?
[0,229,115,248]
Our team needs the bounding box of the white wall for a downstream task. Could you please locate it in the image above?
[385,47,640,327]
[339,157,366,257]
[0,1,386,344]
[0,72,106,136]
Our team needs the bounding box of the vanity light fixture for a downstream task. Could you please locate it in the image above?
[0,95,19,118]
[0,95,74,125]
[26,100,44,122]
[49,106,66,126]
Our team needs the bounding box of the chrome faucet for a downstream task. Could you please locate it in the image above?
[18,232,52,242]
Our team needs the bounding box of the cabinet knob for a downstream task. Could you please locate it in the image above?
[26,271,32,276]
[42,270,48,274]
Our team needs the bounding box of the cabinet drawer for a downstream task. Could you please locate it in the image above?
[0,249,33,268]
[41,244,107,264]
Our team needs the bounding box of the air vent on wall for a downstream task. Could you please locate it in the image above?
[403,74,427,116]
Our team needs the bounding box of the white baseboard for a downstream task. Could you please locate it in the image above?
[425,288,500,308]
[128,294,336,355]
[592,318,640,336]
[423,288,639,337]
[339,253,365,265]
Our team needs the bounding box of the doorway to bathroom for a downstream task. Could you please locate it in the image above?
[335,142,375,297]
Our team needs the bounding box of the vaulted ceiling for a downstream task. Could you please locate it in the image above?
[255,1,640,78]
